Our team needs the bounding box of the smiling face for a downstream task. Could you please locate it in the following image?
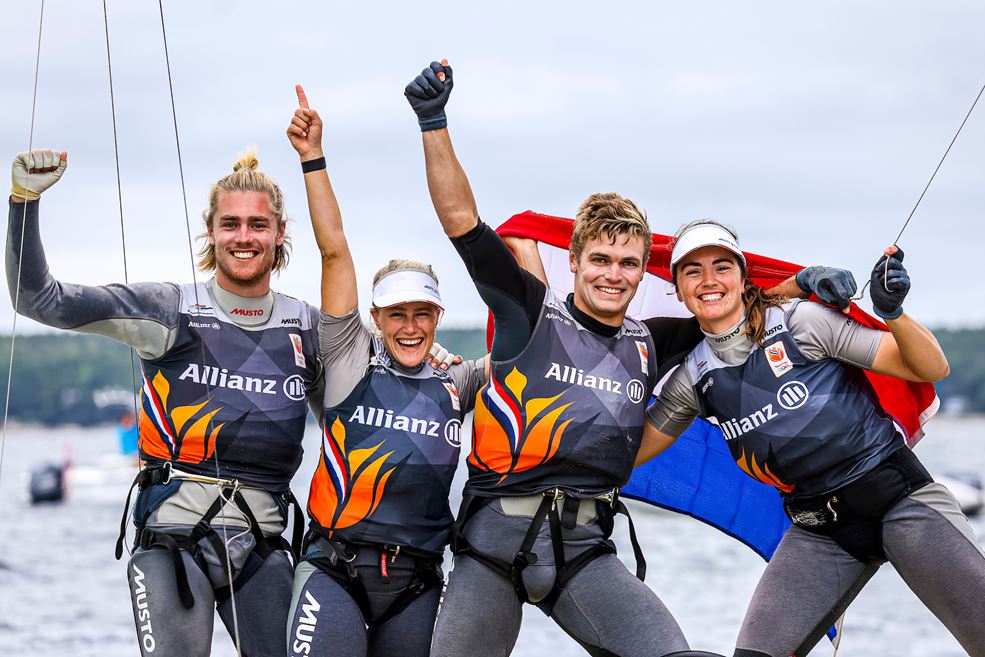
[675,245,746,333]
[370,301,440,368]
[208,190,285,296]
[569,231,647,325]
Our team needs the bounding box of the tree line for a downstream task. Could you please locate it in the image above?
[0,327,980,426]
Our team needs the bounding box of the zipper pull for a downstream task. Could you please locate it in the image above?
[390,545,400,564]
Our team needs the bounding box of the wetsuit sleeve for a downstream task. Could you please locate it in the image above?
[643,316,704,380]
[450,220,546,362]
[786,301,882,368]
[447,357,487,413]
[6,200,180,360]
[645,365,700,438]
[318,308,372,408]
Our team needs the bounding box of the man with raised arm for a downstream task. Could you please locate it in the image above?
[404,60,854,657]
[7,149,322,657]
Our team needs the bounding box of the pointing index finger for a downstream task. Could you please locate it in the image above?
[295,84,310,109]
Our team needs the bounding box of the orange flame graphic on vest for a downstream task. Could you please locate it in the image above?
[469,367,574,484]
[734,447,794,493]
[138,371,224,464]
[765,343,786,364]
[308,416,397,532]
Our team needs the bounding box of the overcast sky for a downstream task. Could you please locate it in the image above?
[2,0,983,333]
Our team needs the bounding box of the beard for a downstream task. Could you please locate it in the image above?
[215,248,275,288]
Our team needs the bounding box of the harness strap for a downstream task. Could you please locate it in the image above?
[121,471,297,611]
[136,529,196,609]
[452,490,646,613]
[232,490,272,558]
[285,490,304,562]
[615,499,646,581]
[307,540,443,627]
[115,466,172,560]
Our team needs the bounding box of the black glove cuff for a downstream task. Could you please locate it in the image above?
[795,266,821,294]
[873,305,904,321]
[301,157,326,174]
[419,113,448,132]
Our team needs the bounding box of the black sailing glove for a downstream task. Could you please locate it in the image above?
[869,248,910,320]
[795,266,857,309]
[405,60,454,131]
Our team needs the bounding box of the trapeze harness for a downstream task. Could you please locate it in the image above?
[687,303,932,564]
[114,283,320,607]
[453,290,656,612]
[303,338,466,625]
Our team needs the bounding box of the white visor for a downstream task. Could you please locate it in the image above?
[670,223,746,272]
[371,269,443,310]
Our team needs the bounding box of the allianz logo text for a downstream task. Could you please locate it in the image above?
[178,364,306,400]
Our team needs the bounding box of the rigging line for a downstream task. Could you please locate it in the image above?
[101,0,142,431]
[855,80,985,301]
[0,0,46,486]
[156,2,242,653]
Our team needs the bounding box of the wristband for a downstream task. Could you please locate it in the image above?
[301,157,326,174]
[419,114,448,132]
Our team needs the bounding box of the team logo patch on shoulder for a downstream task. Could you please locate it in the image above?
[764,341,793,378]
[635,341,649,375]
[289,333,306,368]
[187,303,215,317]
[442,381,461,411]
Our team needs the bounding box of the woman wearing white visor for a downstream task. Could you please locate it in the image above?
[638,220,985,657]
[283,86,487,657]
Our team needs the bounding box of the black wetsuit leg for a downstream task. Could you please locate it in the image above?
[128,548,217,657]
[882,484,985,656]
[288,557,441,657]
[216,548,294,657]
[430,552,525,657]
[288,561,368,657]
[550,553,689,657]
[368,585,441,657]
[736,484,985,657]
[733,526,877,657]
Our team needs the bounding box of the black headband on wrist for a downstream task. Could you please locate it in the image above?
[301,157,326,174]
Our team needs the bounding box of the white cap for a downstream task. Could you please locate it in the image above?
[670,222,746,272]
[371,269,443,310]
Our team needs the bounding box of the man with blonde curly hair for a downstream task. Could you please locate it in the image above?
[8,149,322,657]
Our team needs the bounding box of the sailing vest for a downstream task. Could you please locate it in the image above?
[308,340,467,554]
[137,282,320,491]
[686,303,901,498]
[467,290,658,498]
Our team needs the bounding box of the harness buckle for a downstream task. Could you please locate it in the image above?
[548,487,564,511]
[826,495,839,523]
[596,489,617,508]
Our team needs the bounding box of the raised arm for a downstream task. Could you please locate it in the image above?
[405,60,479,238]
[287,85,357,316]
[6,150,178,359]
[502,235,548,286]
[867,247,949,382]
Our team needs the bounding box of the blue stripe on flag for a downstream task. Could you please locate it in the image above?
[623,417,790,561]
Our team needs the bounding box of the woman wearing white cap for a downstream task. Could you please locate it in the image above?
[638,219,985,657]
[282,87,487,657]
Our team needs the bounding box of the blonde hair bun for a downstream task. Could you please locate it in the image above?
[232,147,260,173]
